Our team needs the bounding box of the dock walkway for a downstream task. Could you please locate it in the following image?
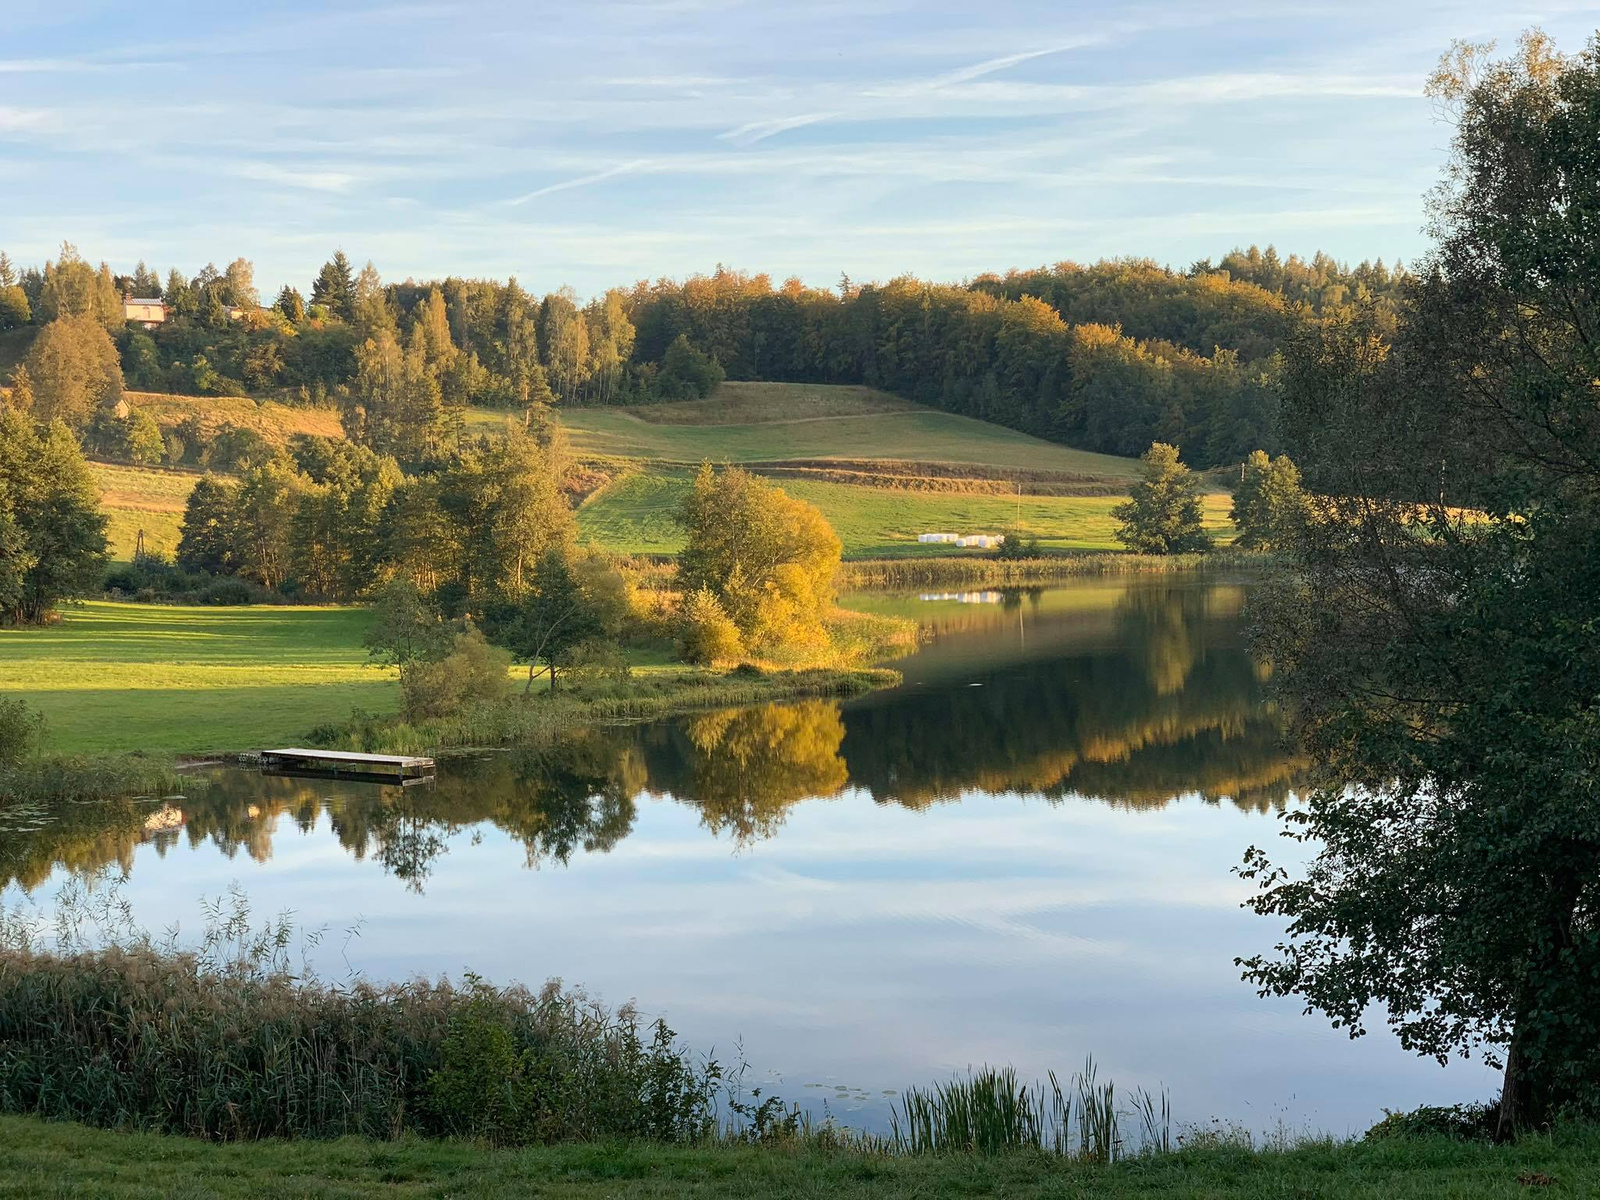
[258,747,435,785]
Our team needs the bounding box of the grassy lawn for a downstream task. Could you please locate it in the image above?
[0,601,393,755]
[620,380,921,424]
[1,1116,1596,1199]
[580,469,1234,557]
[562,405,1141,477]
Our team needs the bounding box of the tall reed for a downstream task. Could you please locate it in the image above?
[889,1061,1170,1162]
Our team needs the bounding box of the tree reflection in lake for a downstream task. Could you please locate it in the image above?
[2,580,1304,893]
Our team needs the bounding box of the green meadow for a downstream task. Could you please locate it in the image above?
[90,461,199,563]
[2,1115,1596,1200]
[0,602,393,755]
[579,469,1234,558]
[99,382,1175,563]
[561,384,1142,478]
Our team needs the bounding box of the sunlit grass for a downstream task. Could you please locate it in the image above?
[579,469,1235,557]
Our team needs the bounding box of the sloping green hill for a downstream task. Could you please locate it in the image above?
[564,383,1142,479]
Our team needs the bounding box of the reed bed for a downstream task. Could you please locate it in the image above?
[840,551,1273,589]
[0,891,736,1145]
[0,754,187,805]
[889,1063,1169,1162]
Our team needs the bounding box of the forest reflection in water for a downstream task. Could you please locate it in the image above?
[1,579,1304,896]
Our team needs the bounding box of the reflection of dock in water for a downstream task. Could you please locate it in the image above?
[918,591,1004,604]
[255,748,436,786]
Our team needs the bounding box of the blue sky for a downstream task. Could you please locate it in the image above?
[5,1,1599,298]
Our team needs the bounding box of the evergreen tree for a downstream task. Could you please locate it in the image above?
[275,286,306,323]
[0,251,15,288]
[164,269,196,318]
[311,250,355,320]
[130,261,162,298]
[176,474,238,576]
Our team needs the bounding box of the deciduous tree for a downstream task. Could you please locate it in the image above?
[1111,443,1210,554]
[1242,31,1600,1137]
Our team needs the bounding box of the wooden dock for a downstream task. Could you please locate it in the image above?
[258,747,435,785]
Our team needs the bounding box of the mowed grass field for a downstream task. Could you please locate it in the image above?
[561,407,1126,472]
[90,462,200,563]
[580,469,1234,557]
[562,385,1142,478]
[0,602,394,755]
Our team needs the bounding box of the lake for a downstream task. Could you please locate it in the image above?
[0,577,1493,1135]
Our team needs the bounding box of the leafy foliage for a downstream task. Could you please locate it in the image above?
[1229,450,1311,550]
[1111,444,1210,555]
[677,464,841,652]
[1243,31,1600,1136]
[0,410,108,623]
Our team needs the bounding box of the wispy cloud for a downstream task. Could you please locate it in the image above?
[717,112,836,146]
[505,159,654,205]
[0,57,170,73]
[226,162,364,193]
[0,106,58,134]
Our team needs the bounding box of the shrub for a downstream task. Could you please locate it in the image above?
[0,698,45,766]
[200,577,257,606]
[677,587,744,664]
[1364,1103,1498,1142]
[400,626,512,720]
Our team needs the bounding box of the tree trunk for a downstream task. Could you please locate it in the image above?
[1496,1024,1530,1142]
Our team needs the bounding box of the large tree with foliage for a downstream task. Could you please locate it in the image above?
[1229,450,1311,550]
[676,464,840,651]
[502,548,628,693]
[1242,32,1600,1137]
[1111,443,1210,554]
[175,475,237,576]
[0,411,108,624]
[24,316,124,430]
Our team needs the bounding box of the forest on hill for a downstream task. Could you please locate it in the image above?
[0,244,1408,470]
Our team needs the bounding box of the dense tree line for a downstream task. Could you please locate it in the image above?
[172,430,571,604]
[2,242,1408,470]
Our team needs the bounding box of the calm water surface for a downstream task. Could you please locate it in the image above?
[2,579,1493,1133]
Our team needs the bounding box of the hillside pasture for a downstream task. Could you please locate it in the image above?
[91,462,199,563]
[579,469,1235,558]
[563,383,1142,479]
[130,391,343,444]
